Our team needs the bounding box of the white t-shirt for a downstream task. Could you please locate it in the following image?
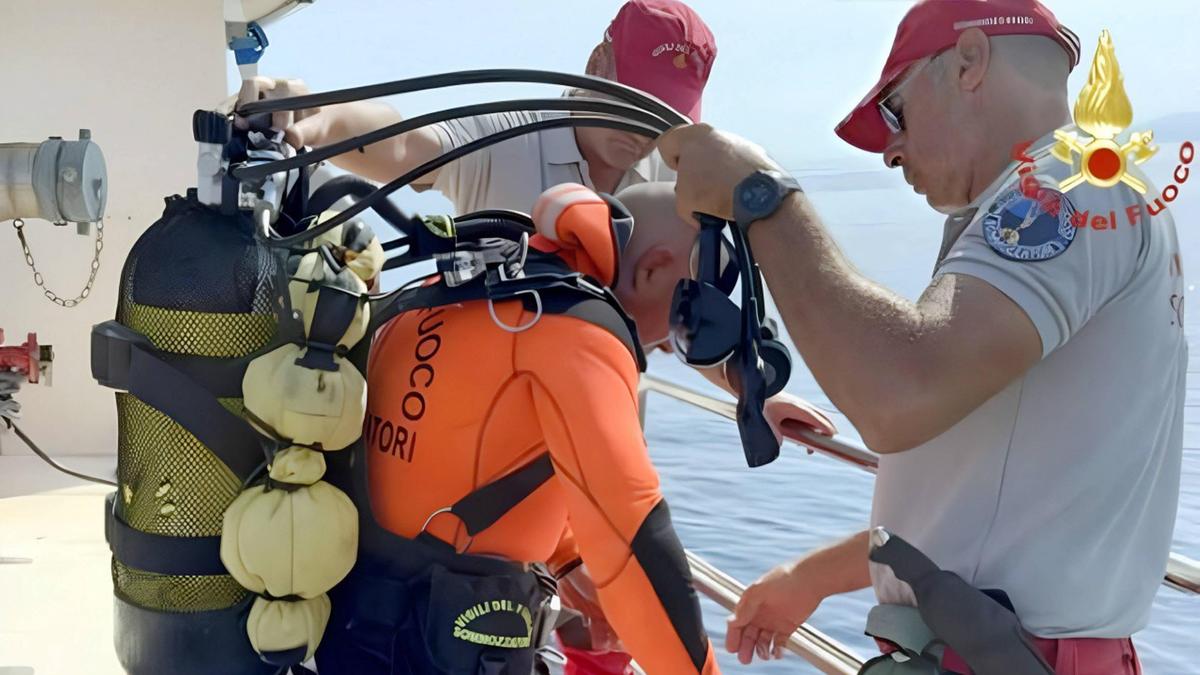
[870,127,1187,639]
[427,110,675,215]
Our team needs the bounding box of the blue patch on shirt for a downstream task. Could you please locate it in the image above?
[981,186,1076,262]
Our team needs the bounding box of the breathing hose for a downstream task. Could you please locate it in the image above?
[251,115,661,248]
[233,96,672,183]
[236,68,688,127]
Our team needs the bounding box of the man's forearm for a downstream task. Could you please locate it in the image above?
[657,124,1041,452]
[799,529,873,598]
[695,361,737,397]
[297,101,423,183]
[748,193,952,451]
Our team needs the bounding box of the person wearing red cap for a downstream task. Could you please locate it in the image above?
[658,1,1183,674]
[237,0,716,214]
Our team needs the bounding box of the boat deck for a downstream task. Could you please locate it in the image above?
[1,458,120,674]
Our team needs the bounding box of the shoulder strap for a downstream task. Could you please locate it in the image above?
[366,249,646,371]
[520,250,646,372]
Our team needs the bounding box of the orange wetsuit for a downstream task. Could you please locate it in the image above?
[364,190,718,675]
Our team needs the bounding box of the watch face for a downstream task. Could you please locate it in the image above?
[740,174,776,214]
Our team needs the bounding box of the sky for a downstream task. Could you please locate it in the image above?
[234,0,1200,177]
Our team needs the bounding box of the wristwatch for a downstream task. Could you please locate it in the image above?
[732,170,802,233]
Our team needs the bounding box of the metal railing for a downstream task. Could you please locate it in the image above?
[639,375,1200,619]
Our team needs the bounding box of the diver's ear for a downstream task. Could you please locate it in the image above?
[632,245,677,291]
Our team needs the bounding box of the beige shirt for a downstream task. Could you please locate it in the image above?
[870,127,1186,638]
[426,110,674,215]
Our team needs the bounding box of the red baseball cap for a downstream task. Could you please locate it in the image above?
[606,0,717,122]
[835,0,1081,153]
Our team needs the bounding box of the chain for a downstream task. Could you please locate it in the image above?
[11,217,105,308]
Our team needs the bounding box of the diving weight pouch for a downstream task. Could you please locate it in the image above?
[420,563,544,674]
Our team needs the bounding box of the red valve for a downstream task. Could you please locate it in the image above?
[0,329,53,385]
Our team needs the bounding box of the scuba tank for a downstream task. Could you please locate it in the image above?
[95,191,291,674]
[93,114,377,674]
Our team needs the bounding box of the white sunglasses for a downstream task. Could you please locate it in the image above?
[877,56,936,134]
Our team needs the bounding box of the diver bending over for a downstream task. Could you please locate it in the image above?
[317,182,733,675]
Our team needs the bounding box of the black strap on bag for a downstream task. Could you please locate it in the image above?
[868,529,1054,675]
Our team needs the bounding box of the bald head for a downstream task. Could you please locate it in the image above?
[612,181,697,347]
[618,182,697,268]
[988,34,1071,90]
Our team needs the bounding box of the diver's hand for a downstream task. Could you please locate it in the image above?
[233,76,321,148]
[764,392,836,446]
[656,123,784,226]
[726,559,823,664]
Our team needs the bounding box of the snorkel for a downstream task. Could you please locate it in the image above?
[221,68,788,468]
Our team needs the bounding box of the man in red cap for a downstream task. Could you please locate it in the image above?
[238,0,717,214]
[658,1,1183,673]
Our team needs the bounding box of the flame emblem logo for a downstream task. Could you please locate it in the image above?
[1052,30,1157,193]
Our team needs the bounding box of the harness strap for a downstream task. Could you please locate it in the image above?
[548,292,645,373]
[104,491,226,576]
[295,284,360,371]
[519,251,645,371]
[177,354,249,397]
[367,259,644,371]
[92,320,265,482]
[450,454,556,537]
[367,276,495,332]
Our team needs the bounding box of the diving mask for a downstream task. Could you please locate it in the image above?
[668,213,792,467]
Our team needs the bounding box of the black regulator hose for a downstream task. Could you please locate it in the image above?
[306,174,409,224]
[237,68,689,127]
[232,96,671,183]
[447,218,533,241]
[254,115,660,248]
[310,176,534,253]
[5,419,117,487]
[456,210,535,230]
[377,218,532,257]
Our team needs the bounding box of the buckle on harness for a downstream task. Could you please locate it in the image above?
[420,507,476,555]
[91,320,155,391]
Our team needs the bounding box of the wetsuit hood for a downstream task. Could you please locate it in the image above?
[529,183,634,288]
